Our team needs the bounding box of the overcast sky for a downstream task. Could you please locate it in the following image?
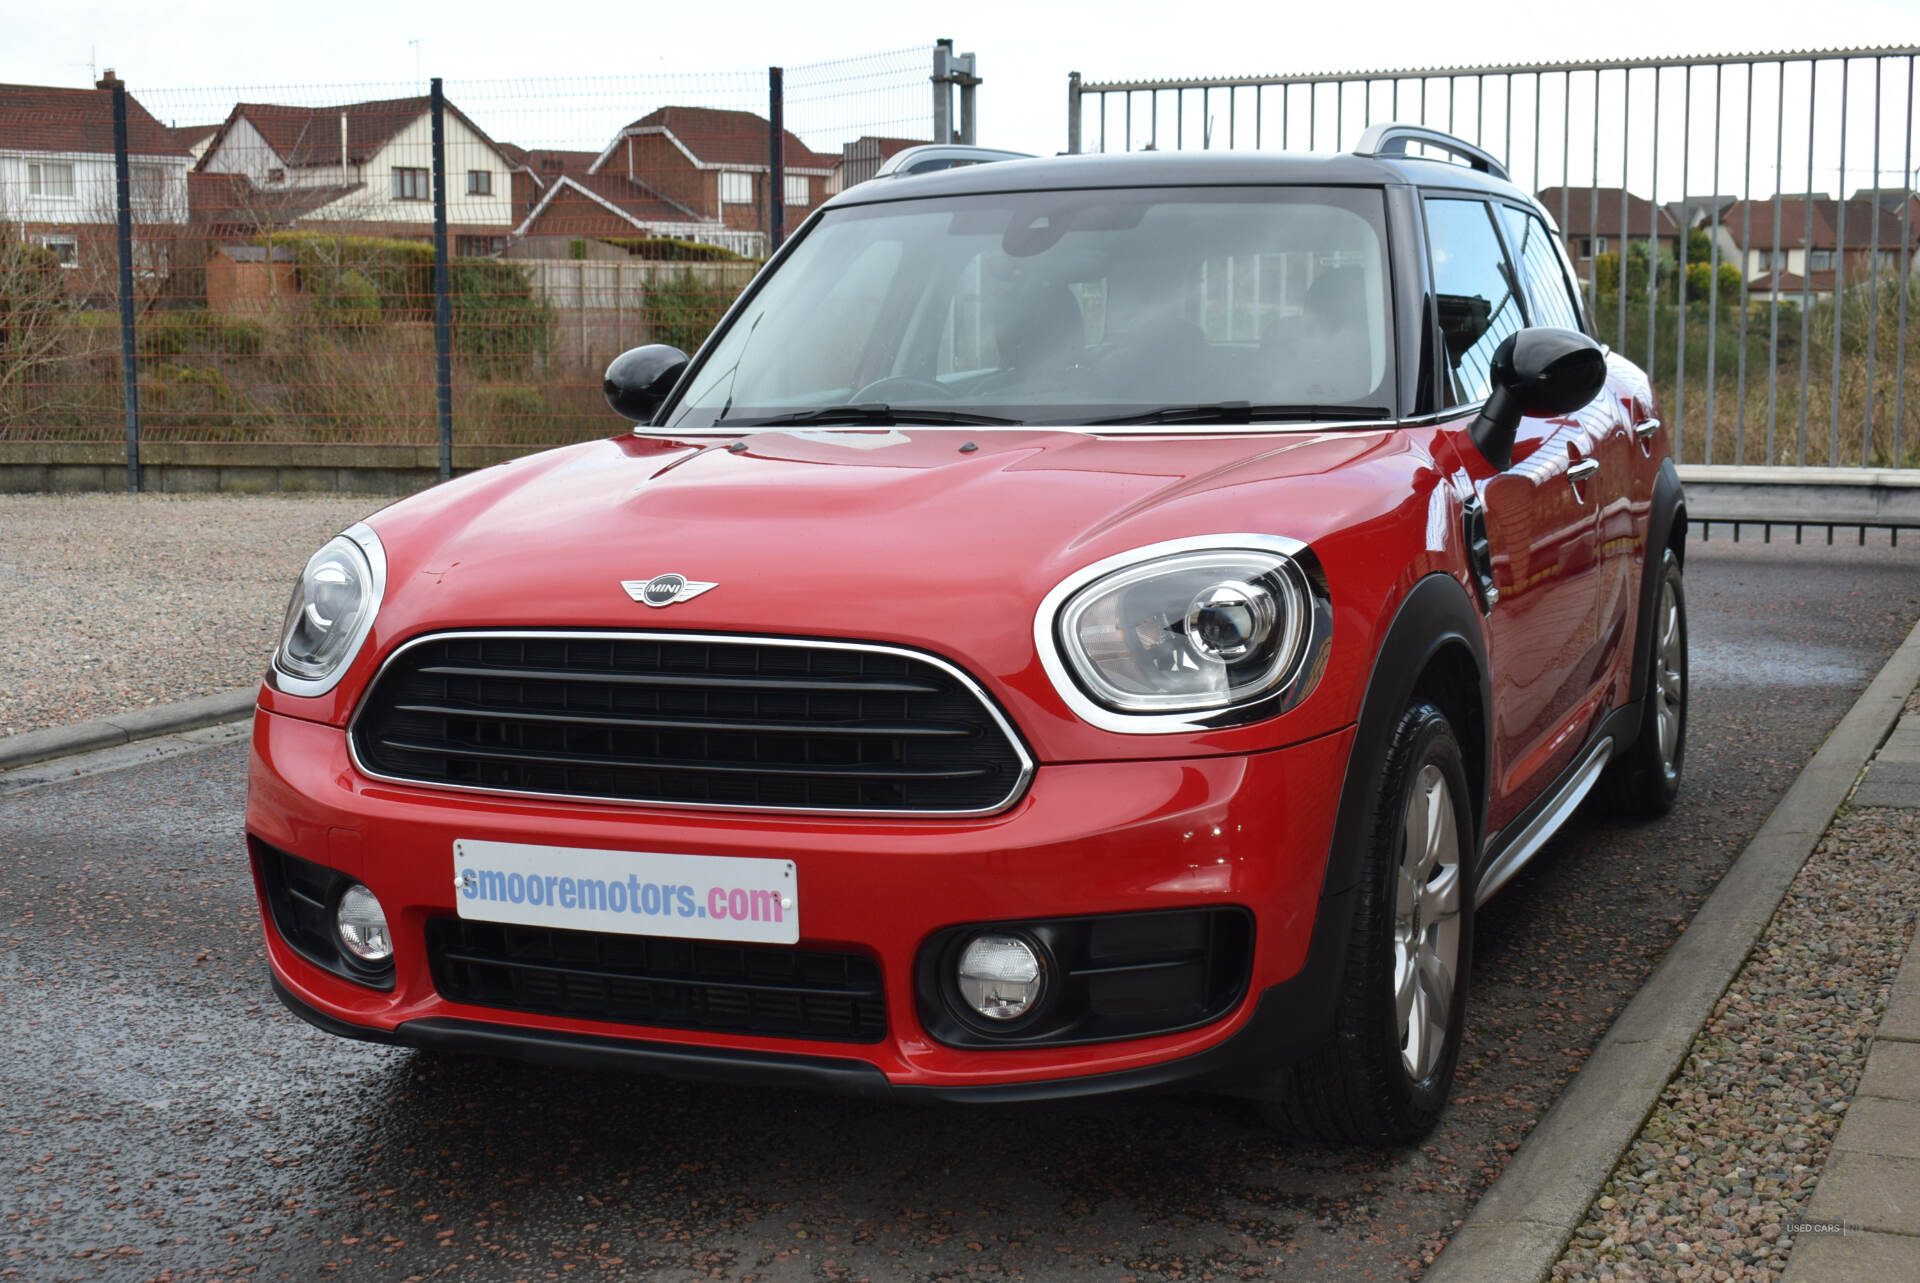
[9,0,1920,191]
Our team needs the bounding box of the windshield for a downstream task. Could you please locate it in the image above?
[663,185,1395,430]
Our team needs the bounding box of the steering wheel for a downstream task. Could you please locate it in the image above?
[846,376,958,403]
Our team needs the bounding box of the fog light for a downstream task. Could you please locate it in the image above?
[956,934,1043,1020]
[334,882,392,965]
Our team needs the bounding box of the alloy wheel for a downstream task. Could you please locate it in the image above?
[1392,763,1463,1082]
[1654,578,1684,775]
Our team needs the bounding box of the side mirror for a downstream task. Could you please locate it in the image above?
[1469,327,1608,471]
[603,344,689,423]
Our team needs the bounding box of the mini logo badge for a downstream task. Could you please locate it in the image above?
[622,574,717,608]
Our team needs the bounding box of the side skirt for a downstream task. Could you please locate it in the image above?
[1474,702,1638,906]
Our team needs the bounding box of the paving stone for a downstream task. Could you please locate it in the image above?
[1783,1227,1920,1282]
[1804,1150,1920,1234]
[1882,988,1920,1043]
[1852,774,1920,808]
[1859,1040,1920,1102]
[1830,1095,1920,1161]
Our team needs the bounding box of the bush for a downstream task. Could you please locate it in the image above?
[136,309,267,357]
[451,257,553,373]
[599,236,748,263]
[644,268,744,353]
[265,230,434,318]
[315,270,381,331]
[1682,261,1746,311]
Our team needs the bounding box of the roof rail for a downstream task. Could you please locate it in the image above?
[1353,123,1509,181]
[872,143,1033,180]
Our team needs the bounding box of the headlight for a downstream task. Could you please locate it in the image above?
[1044,539,1319,723]
[273,523,386,695]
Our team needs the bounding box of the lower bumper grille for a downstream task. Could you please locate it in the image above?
[426,919,886,1043]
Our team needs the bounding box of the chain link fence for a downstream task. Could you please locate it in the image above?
[0,45,940,480]
[1070,48,1920,469]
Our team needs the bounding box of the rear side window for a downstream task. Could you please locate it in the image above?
[1499,205,1585,333]
[1423,197,1524,406]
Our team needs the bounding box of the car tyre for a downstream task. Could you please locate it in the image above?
[1599,548,1686,818]
[1263,702,1474,1145]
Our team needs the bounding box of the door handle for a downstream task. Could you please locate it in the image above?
[1567,458,1601,483]
[1633,417,1662,440]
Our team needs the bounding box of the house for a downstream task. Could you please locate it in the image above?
[166,123,222,164]
[509,168,762,259]
[828,136,929,194]
[587,106,834,253]
[1713,195,1907,301]
[188,169,365,239]
[0,72,190,291]
[1848,186,1920,237]
[195,94,516,255]
[499,144,601,227]
[1535,186,1678,265]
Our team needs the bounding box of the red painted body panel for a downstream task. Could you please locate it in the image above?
[261,426,1459,765]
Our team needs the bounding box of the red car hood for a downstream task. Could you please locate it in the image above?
[340,426,1431,760]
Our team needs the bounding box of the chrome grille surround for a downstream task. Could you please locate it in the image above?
[347,630,1034,817]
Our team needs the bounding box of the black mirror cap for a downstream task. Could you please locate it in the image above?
[603,344,689,423]
[1469,327,1608,471]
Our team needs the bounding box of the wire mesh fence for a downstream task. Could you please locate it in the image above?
[1070,47,1920,468]
[0,46,937,469]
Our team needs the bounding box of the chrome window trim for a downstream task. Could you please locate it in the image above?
[1033,533,1328,735]
[271,521,387,699]
[345,629,1036,819]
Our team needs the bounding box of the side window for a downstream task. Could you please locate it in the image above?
[1424,197,1525,406]
[1499,206,1584,332]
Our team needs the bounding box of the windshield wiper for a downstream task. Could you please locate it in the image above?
[1071,403,1391,427]
[713,403,1022,428]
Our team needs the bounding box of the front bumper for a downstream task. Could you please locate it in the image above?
[247,705,1356,1096]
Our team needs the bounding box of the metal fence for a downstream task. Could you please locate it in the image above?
[1069,47,1920,469]
[0,43,952,483]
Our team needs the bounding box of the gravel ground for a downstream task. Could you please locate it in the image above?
[0,494,384,738]
[1550,792,1920,1279]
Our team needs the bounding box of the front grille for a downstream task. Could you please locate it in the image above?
[426,919,886,1043]
[351,632,1029,813]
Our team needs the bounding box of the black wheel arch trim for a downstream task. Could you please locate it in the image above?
[1629,458,1687,710]
[1327,572,1492,902]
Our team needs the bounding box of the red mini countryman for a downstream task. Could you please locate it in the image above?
[249,125,1686,1144]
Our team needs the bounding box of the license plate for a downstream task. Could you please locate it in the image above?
[453,839,798,945]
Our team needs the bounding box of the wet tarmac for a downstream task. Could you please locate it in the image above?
[3,538,1917,1282]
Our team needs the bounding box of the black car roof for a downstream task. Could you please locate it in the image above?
[822,149,1527,210]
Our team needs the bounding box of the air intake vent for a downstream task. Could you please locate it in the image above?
[427,919,885,1043]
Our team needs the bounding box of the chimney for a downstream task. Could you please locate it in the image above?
[95,69,122,90]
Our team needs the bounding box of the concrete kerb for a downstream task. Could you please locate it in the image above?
[1424,612,1920,1283]
[0,687,258,773]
